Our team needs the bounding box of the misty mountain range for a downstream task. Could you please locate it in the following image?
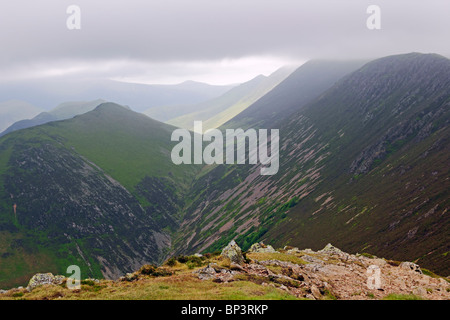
[0,66,296,136]
[0,79,235,130]
[0,52,448,289]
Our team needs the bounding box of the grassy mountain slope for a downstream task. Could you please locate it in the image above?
[0,103,199,288]
[172,53,450,275]
[47,99,107,119]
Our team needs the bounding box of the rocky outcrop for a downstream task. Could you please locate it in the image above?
[27,273,65,292]
[195,263,236,282]
[118,264,173,282]
[399,262,423,274]
[221,240,245,265]
[197,242,450,300]
[248,242,277,253]
[319,243,344,255]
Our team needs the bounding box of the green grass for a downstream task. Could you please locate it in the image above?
[44,106,190,190]
[1,103,199,195]
[0,231,59,289]
[247,252,306,265]
[0,228,104,290]
[0,273,300,300]
[421,268,444,279]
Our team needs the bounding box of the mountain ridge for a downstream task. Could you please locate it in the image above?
[223,59,368,129]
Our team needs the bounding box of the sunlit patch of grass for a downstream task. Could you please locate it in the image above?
[247,252,306,265]
[421,268,441,279]
[0,271,301,300]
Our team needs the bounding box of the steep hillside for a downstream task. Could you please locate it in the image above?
[172,53,450,275]
[224,60,367,129]
[0,103,199,288]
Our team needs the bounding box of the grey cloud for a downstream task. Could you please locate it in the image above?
[0,0,448,82]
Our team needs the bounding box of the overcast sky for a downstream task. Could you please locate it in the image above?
[0,0,449,85]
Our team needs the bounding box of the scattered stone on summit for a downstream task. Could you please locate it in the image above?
[319,243,344,255]
[285,247,302,254]
[221,240,245,265]
[27,273,65,292]
[399,261,423,274]
[195,263,236,282]
[248,242,277,253]
[2,241,449,300]
[196,264,217,281]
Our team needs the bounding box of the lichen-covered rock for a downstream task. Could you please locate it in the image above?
[319,243,344,255]
[286,247,302,254]
[196,264,217,281]
[138,264,173,277]
[195,263,236,282]
[310,285,322,300]
[371,258,387,267]
[26,273,65,291]
[248,242,277,253]
[399,261,423,274]
[214,269,236,283]
[221,240,245,265]
[119,272,139,282]
[230,262,245,272]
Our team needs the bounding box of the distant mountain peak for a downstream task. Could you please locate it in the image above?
[94,102,129,111]
[178,80,206,85]
[360,52,450,72]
